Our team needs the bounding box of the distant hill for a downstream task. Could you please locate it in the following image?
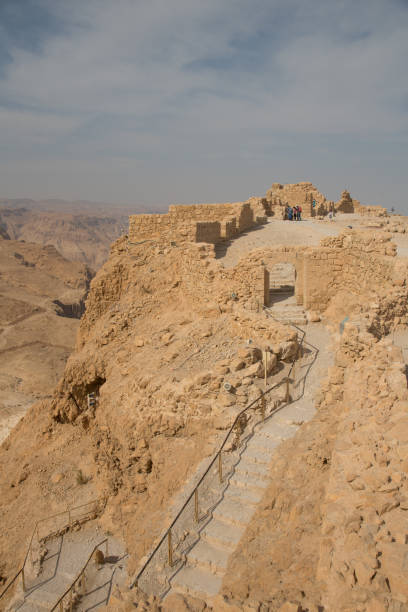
[0,197,166,215]
[0,238,91,443]
[0,199,166,271]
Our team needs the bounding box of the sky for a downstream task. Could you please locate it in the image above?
[0,0,407,211]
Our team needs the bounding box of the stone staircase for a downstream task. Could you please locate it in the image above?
[268,265,307,325]
[268,292,308,325]
[7,529,126,611]
[165,324,331,601]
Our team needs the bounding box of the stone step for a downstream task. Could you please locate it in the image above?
[16,570,74,609]
[270,302,304,308]
[271,312,306,319]
[12,600,49,611]
[271,305,305,311]
[258,421,298,440]
[229,474,268,495]
[201,518,246,551]
[242,446,274,465]
[235,459,270,479]
[274,316,306,321]
[223,484,264,506]
[273,404,315,425]
[246,435,281,453]
[171,565,222,599]
[272,312,307,319]
[187,540,230,576]
[213,496,257,527]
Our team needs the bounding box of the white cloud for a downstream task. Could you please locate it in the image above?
[0,0,407,206]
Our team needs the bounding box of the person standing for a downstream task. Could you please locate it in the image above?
[297,205,302,221]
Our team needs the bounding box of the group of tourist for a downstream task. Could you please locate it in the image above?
[285,204,302,221]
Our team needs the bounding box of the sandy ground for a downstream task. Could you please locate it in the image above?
[215,214,365,268]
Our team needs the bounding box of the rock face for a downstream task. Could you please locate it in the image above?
[220,322,408,611]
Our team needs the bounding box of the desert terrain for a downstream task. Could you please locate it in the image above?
[0,238,91,444]
[2,183,408,611]
[0,198,165,271]
[0,198,161,443]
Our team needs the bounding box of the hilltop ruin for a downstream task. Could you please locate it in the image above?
[1,181,408,611]
[129,182,387,246]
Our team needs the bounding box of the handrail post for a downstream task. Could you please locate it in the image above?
[21,568,26,592]
[70,587,73,612]
[168,530,173,567]
[261,396,266,421]
[106,538,109,558]
[59,600,63,612]
[218,451,223,483]
[194,489,199,523]
[285,377,290,403]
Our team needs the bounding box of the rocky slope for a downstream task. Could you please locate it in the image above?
[104,320,408,612]
[0,235,297,599]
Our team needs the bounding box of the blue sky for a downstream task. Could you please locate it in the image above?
[0,0,407,210]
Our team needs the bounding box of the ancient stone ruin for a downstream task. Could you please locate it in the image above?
[129,182,388,246]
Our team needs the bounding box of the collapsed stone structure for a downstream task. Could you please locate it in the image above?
[129,182,388,247]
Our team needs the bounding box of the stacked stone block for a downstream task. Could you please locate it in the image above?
[129,201,257,245]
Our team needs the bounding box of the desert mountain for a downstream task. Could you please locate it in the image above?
[0,198,166,271]
[0,238,91,443]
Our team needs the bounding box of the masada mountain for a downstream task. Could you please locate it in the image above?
[2,181,408,612]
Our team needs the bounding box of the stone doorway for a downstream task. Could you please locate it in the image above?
[269,263,296,305]
[268,263,307,325]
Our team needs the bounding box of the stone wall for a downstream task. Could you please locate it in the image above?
[224,230,399,315]
[262,183,386,219]
[129,183,387,246]
[129,201,258,245]
[128,213,222,244]
[265,182,329,218]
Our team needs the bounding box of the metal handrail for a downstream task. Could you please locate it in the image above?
[131,320,306,589]
[50,538,108,611]
[0,497,106,604]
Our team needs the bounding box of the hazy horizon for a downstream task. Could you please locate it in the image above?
[1,1,407,212]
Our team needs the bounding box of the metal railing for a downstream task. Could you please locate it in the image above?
[131,322,308,597]
[0,497,106,605]
[50,538,108,611]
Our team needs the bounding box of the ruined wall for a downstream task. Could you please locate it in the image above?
[265,182,329,218]
[224,230,400,316]
[358,205,389,217]
[304,231,397,311]
[129,184,386,246]
[128,213,221,245]
[129,202,257,245]
[263,183,384,219]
